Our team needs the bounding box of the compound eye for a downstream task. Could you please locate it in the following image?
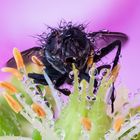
[65,57,76,63]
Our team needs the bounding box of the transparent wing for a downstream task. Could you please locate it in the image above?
[6,47,44,67]
[88,30,128,51]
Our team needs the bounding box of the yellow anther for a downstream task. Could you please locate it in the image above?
[0,81,17,94]
[31,103,46,118]
[31,56,44,67]
[13,48,25,69]
[1,67,23,80]
[113,116,124,132]
[81,117,92,131]
[4,93,22,113]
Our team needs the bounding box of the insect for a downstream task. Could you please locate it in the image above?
[7,22,128,112]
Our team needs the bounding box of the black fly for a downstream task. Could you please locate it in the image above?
[7,22,128,112]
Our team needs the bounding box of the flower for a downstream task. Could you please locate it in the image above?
[0,48,140,140]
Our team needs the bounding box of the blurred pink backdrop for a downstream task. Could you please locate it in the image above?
[0,0,140,91]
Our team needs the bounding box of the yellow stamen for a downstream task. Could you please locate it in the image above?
[113,116,124,132]
[31,56,44,67]
[1,67,23,80]
[13,48,25,69]
[31,103,46,118]
[0,81,17,94]
[4,93,22,113]
[81,117,92,131]
[110,65,120,82]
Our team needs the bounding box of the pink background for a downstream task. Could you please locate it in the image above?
[0,0,140,91]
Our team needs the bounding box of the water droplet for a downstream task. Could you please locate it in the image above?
[100,68,108,76]
[91,96,96,101]
[56,128,65,140]
[133,113,140,121]
[86,104,92,110]
[78,86,82,91]
[122,102,130,110]
[96,49,101,55]
[94,68,98,76]
[96,80,101,87]
[120,54,122,58]
[101,29,109,32]
[98,33,103,38]
[86,95,96,102]
[81,129,90,140]
[122,119,130,128]
[78,96,82,102]
[132,134,139,140]
[88,69,93,77]
[49,120,54,128]
[104,130,112,139]
[128,92,133,99]
[58,92,62,97]
[69,71,74,79]
[87,96,90,100]
[134,92,140,98]
[68,21,72,27]
[93,88,98,94]
[122,102,130,115]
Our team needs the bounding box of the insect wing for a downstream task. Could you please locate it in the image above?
[6,47,44,67]
[89,31,128,51]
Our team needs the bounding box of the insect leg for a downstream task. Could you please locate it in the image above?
[54,73,71,96]
[54,73,68,87]
[27,74,50,107]
[94,40,122,112]
[110,83,115,113]
[94,40,121,66]
[28,73,48,85]
[96,64,111,74]
[93,64,111,93]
